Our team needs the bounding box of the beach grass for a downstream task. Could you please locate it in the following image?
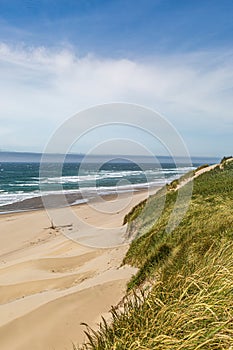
[77,158,233,349]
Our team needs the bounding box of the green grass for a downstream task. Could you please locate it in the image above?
[77,159,233,349]
[194,164,209,173]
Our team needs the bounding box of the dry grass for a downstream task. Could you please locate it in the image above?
[77,159,233,349]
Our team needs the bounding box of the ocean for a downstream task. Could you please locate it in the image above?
[0,154,220,213]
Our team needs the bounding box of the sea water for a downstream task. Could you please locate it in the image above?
[0,157,218,212]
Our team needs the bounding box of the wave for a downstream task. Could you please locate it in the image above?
[0,166,194,209]
[39,167,194,184]
[0,191,41,207]
[0,177,176,208]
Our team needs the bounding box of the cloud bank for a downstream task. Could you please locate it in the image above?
[0,43,232,155]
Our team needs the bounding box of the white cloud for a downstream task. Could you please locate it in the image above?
[0,43,232,155]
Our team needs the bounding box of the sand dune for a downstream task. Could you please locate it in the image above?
[0,272,94,304]
[0,190,155,350]
[0,280,128,350]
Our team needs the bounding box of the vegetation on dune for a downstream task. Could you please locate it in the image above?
[194,163,210,173]
[77,158,233,349]
[220,156,233,166]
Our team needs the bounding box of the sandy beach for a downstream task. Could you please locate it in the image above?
[0,189,157,350]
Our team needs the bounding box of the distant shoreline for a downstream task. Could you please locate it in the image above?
[0,150,221,163]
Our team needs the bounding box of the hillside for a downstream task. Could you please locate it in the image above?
[78,157,233,349]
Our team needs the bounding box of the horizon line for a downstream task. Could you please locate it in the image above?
[0,150,222,159]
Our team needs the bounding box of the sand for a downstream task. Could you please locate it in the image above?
[0,188,157,350]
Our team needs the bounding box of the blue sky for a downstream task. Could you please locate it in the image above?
[0,0,232,156]
[1,0,233,56]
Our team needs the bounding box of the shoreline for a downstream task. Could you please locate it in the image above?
[0,186,159,350]
[0,185,157,216]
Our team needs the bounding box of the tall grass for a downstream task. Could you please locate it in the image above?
[77,160,233,349]
[78,241,233,349]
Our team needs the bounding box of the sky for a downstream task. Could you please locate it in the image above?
[0,0,232,157]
